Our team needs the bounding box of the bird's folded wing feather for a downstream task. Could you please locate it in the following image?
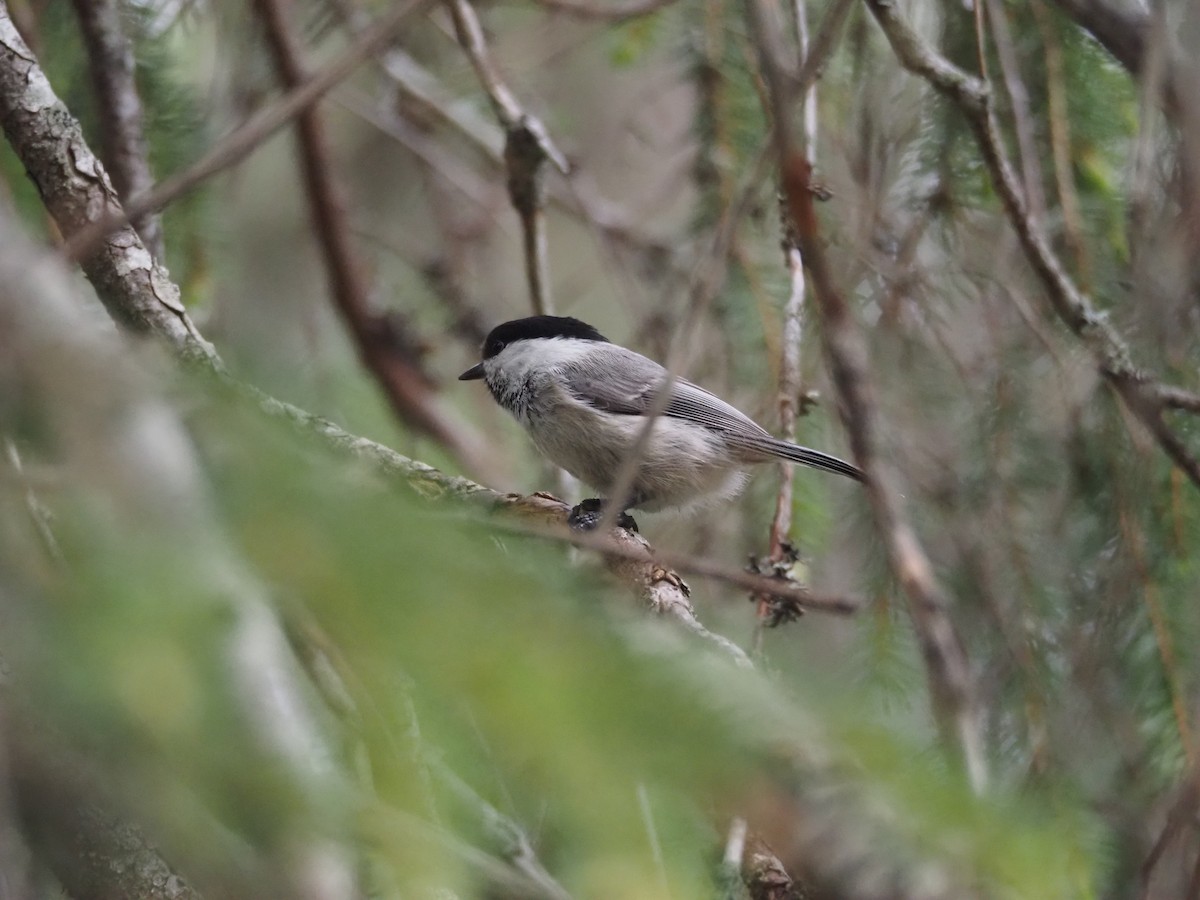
[560,348,772,441]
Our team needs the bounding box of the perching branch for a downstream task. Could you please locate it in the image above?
[3,0,860,673]
[0,11,816,662]
[864,0,1200,490]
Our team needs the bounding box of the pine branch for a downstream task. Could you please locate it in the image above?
[864,0,1200,489]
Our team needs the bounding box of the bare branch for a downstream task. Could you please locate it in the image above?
[754,0,823,638]
[746,0,989,793]
[327,3,677,271]
[1156,384,1200,415]
[794,0,854,95]
[69,0,164,259]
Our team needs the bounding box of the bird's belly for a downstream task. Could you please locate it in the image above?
[527,410,745,511]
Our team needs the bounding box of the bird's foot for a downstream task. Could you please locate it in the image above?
[568,498,639,533]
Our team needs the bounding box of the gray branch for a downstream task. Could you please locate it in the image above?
[0,5,212,363]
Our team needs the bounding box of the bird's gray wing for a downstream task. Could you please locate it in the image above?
[560,346,772,440]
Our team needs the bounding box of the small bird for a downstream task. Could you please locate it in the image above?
[460,315,861,529]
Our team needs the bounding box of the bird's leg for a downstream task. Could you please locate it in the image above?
[567,498,639,533]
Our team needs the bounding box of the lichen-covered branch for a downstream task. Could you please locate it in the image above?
[0,3,213,363]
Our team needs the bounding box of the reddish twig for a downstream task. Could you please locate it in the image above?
[745,0,988,792]
[753,0,826,638]
[253,0,495,482]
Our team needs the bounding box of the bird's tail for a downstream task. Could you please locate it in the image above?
[754,437,863,482]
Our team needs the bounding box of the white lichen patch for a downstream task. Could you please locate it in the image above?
[0,18,56,112]
[0,14,35,60]
[112,240,153,277]
[150,265,186,314]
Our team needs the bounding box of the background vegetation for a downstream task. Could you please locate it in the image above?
[1,0,1198,897]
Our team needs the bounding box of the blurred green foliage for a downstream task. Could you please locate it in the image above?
[3,0,1200,895]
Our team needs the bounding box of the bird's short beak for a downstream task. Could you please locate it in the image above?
[458,363,486,381]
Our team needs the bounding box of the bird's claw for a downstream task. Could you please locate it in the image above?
[568,498,639,533]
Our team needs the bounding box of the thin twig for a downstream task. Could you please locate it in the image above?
[983,0,1047,222]
[446,0,567,315]
[69,0,164,259]
[594,140,777,535]
[329,0,678,270]
[1031,0,1089,282]
[442,0,566,287]
[4,438,63,565]
[754,0,818,642]
[1157,384,1200,414]
[636,784,672,899]
[362,796,573,900]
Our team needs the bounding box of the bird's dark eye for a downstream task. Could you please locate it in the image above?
[483,339,506,359]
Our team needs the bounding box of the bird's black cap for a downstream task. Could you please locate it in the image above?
[481,316,610,359]
[459,316,610,380]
